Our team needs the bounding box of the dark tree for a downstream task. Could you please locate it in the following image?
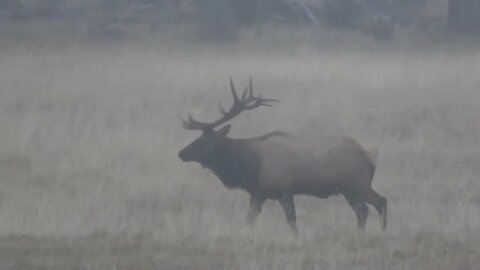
[196,0,237,41]
[448,0,480,34]
[230,0,258,26]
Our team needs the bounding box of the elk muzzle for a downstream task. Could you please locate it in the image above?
[178,149,190,162]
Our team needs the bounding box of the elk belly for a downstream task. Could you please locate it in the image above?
[257,140,350,197]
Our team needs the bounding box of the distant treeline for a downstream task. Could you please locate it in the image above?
[0,0,478,40]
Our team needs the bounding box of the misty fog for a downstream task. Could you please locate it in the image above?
[0,0,479,269]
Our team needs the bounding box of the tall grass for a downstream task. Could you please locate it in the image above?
[0,40,479,268]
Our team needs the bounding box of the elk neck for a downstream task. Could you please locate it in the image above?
[201,138,260,191]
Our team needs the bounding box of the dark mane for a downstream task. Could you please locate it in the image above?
[203,139,260,192]
[253,131,292,141]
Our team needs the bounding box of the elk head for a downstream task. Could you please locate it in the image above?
[178,78,278,164]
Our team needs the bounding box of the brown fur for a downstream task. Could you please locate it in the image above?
[178,79,387,234]
[179,131,387,233]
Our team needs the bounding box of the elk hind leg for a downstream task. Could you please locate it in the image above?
[343,192,369,230]
[279,194,298,235]
[361,188,387,230]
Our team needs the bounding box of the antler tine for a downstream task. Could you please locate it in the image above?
[182,115,195,129]
[241,87,248,101]
[229,77,240,102]
[182,114,212,131]
[218,102,227,115]
[249,77,253,94]
[242,79,279,109]
[244,96,279,109]
[183,78,279,131]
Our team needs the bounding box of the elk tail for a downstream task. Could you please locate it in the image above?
[342,136,379,181]
[365,148,379,181]
[366,148,379,165]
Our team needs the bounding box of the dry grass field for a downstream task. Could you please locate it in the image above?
[0,37,479,269]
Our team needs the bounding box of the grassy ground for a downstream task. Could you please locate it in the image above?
[0,38,479,269]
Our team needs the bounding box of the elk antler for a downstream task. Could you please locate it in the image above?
[183,77,279,131]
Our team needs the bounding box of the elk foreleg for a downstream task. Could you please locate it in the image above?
[279,194,298,235]
[246,194,266,228]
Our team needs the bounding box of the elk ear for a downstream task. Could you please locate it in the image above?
[216,125,231,137]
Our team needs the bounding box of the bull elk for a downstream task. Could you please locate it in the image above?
[178,78,387,234]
